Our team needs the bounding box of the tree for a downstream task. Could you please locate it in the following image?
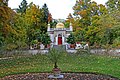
[48,13,52,23]
[41,33,51,46]
[38,3,50,33]
[73,0,108,45]
[0,1,53,50]
[73,0,107,27]
[48,13,54,28]
[65,13,73,28]
[17,0,28,14]
[12,14,28,50]
[67,33,75,44]
[0,32,4,47]
[50,19,57,28]
[92,12,119,47]
[0,0,15,49]
[25,3,40,27]
[111,18,120,48]
[1,12,28,50]
[41,3,49,23]
[105,1,120,46]
[0,0,9,6]
[84,15,101,45]
[47,48,62,68]
[67,13,73,21]
[24,3,42,44]
[106,0,120,12]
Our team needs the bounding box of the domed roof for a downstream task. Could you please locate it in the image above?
[56,23,64,28]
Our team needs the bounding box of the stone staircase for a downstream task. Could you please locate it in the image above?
[53,45,66,51]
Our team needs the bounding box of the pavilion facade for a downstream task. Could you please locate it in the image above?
[47,22,73,47]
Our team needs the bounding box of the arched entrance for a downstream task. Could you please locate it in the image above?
[58,34,62,45]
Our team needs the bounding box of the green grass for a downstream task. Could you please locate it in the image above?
[0,53,120,78]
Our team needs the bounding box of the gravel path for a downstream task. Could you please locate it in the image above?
[1,73,119,80]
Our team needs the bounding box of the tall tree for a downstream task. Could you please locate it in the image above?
[48,13,52,23]
[25,3,40,27]
[65,13,73,28]
[48,13,54,27]
[24,3,50,45]
[12,14,27,50]
[17,0,28,13]
[0,0,15,48]
[106,0,120,12]
[93,13,118,45]
[72,0,107,44]
[24,3,41,44]
[73,0,107,27]
[39,3,52,33]
[41,3,49,23]
[105,0,120,47]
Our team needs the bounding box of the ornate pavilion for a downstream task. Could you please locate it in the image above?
[47,22,73,47]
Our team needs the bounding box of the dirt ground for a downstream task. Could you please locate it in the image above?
[1,72,119,80]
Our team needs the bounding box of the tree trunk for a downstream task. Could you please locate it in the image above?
[54,62,58,68]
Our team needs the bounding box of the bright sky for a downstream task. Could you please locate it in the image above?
[8,0,108,19]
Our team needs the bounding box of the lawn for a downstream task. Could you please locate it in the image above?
[0,53,120,78]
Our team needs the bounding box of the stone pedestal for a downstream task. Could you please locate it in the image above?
[48,74,64,79]
[48,68,64,79]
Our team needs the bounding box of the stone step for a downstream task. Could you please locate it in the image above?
[53,45,66,51]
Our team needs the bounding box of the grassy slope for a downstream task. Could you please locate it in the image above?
[0,54,120,78]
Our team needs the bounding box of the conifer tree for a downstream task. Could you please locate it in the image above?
[17,0,28,13]
[41,3,49,23]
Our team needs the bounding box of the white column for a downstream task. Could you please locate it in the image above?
[70,23,73,31]
[51,34,54,43]
[62,35,64,45]
[56,36,58,45]
[47,24,50,31]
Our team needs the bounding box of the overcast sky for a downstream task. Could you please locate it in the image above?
[8,0,108,19]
